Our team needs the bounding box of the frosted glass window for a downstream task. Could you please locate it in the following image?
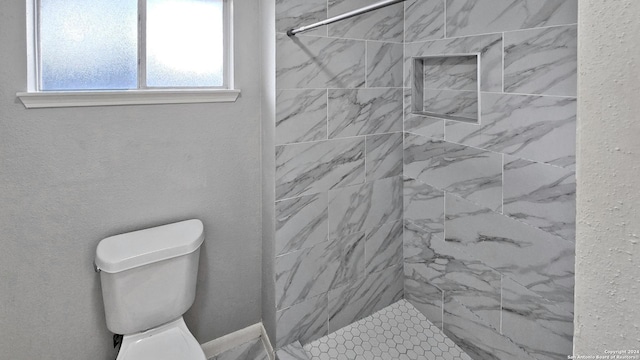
[146,0,224,88]
[39,0,138,91]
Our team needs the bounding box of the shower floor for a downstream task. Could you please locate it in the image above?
[299,299,472,360]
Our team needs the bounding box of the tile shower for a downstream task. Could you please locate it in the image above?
[270,0,577,358]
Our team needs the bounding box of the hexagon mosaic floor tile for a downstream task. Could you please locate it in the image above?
[302,300,472,360]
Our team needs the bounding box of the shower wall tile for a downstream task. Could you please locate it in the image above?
[501,277,574,360]
[276,0,327,36]
[275,232,365,310]
[444,120,484,148]
[504,25,578,96]
[423,89,479,121]
[328,88,403,139]
[275,137,365,200]
[404,0,445,43]
[403,219,501,331]
[404,88,445,139]
[504,156,576,242]
[446,0,577,37]
[327,0,404,42]
[276,90,328,145]
[276,34,366,89]
[404,133,503,211]
[404,263,444,329]
[276,193,328,256]
[481,93,576,167]
[276,294,328,348]
[445,93,577,167]
[443,299,537,360]
[365,132,403,181]
[328,176,403,238]
[366,41,403,88]
[445,194,575,306]
[328,265,403,332]
[405,34,503,92]
[423,55,478,91]
[403,178,444,236]
[365,220,403,274]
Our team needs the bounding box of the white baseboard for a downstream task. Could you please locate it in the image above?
[200,322,275,360]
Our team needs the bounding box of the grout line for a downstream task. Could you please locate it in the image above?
[502,32,505,93]
[277,87,406,91]
[403,22,578,45]
[276,130,403,147]
[277,31,404,45]
[443,0,447,39]
[326,89,329,140]
[365,41,368,88]
[500,153,504,215]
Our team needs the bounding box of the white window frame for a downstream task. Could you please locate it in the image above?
[17,0,239,109]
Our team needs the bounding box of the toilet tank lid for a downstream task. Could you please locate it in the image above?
[95,219,204,273]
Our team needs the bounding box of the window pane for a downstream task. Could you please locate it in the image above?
[39,0,138,91]
[146,0,224,88]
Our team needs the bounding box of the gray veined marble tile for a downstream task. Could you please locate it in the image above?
[276,34,366,89]
[211,338,268,360]
[276,89,328,145]
[404,0,445,43]
[446,0,577,37]
[443,299,537,360]
[504,156,576,242]
[327,88,403,139]
[445,120,484,147]
[501,277,574,360]
[328,176,403,238]
[423,89,479,121]
[504,25,577,96]
[275,232,364,310]
[404,88,445,139]
[445,194,575,306]
[276,0,327,36]
[276,294,328,348]
[403,220,501,330]
[423,55,478,91]
[275,341,310,360]
[276,193,328,256]
[403,133,503,211]
[405,33,503,92]
[366,41,403,88]
[403,263,444,329]
[365,132,403,181]
[481,93,577,167]
[365,220,403,274]
[275,137,365,200]
[328,265,403,332]
[327,0,404,42]
[403,178,445,236]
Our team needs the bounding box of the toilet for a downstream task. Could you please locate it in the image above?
[95,219,207,360]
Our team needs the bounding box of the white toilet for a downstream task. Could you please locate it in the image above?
[95,219,207,360]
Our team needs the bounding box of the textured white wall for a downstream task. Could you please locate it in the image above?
[0,1,263,359]
[576,0,640,353]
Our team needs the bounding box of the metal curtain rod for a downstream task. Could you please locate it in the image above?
[287,0,406,36]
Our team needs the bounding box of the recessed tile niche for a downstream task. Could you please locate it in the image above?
[411,54,480,123]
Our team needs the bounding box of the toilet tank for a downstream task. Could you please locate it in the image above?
[95,219,204,335]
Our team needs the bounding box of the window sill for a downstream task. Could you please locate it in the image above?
[16,89,241,109]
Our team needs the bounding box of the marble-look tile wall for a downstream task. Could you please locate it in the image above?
[274,0,404,348]
[403,0,577,359]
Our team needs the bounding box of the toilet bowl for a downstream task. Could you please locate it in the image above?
[95,219,206,360]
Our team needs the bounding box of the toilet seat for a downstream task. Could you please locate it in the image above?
[116,317,206,360]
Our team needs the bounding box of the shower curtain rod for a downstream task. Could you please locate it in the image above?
[287,0,406,36]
